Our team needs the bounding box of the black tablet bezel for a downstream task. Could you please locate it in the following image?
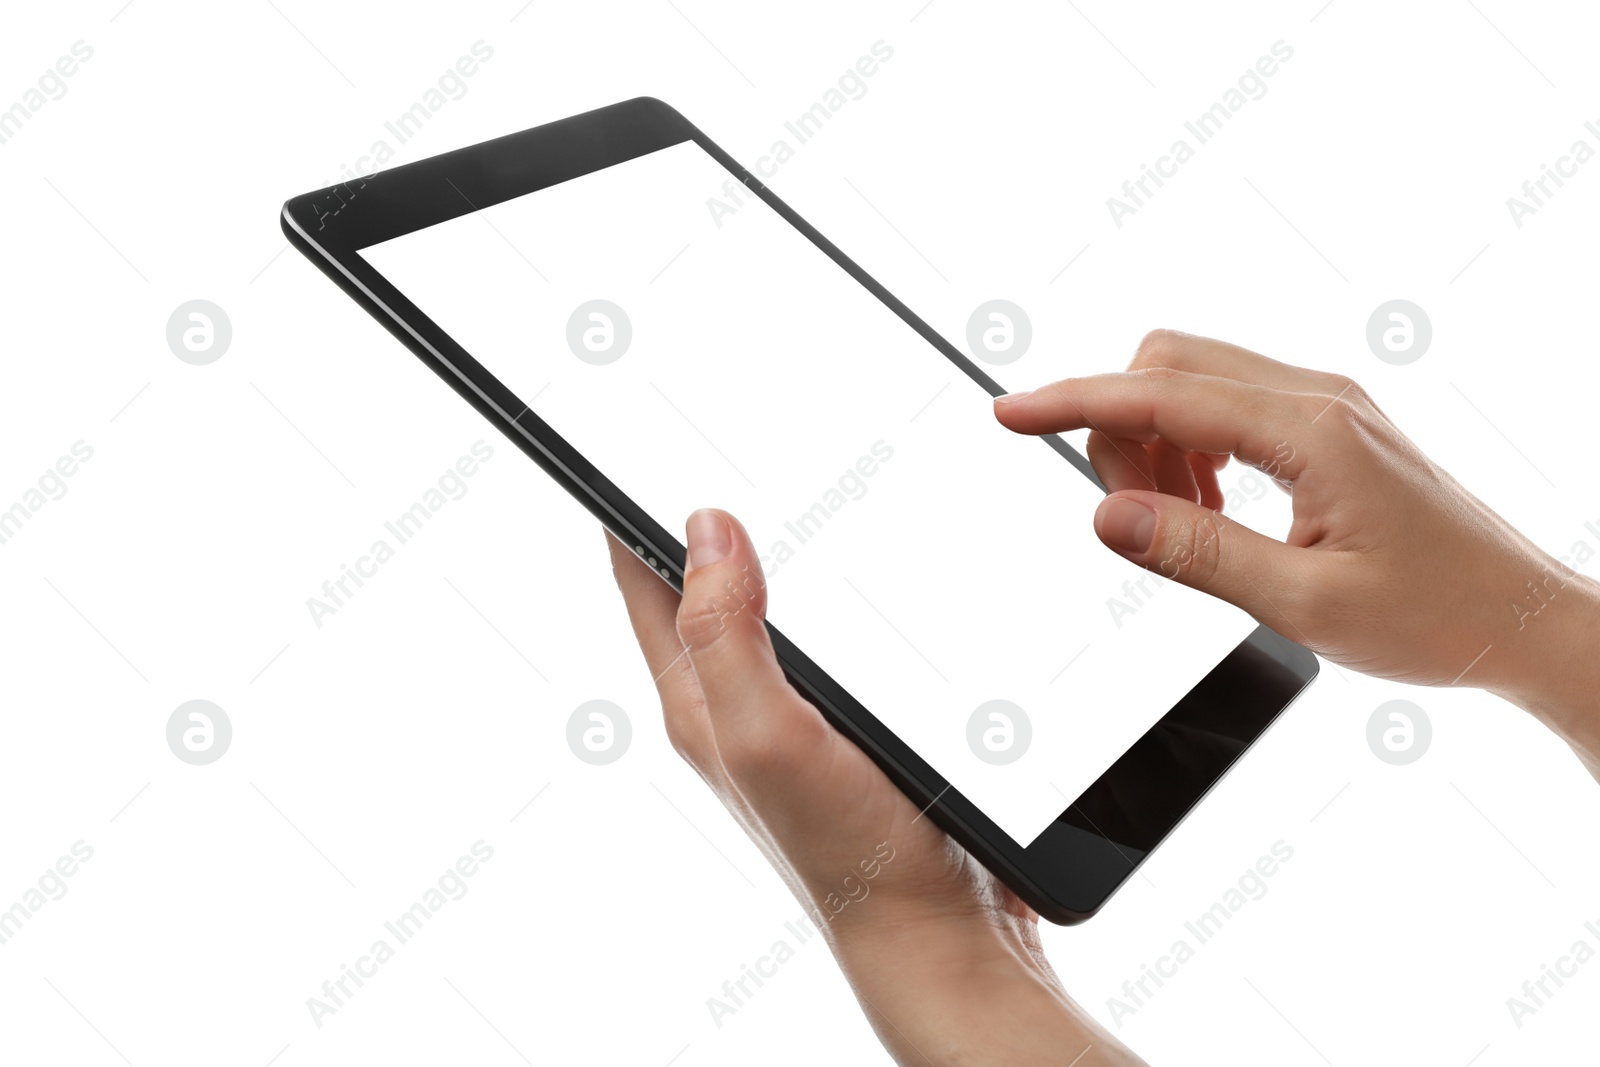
[280,96,1319,924]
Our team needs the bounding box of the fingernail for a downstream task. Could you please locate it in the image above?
[994,390,1033,405]
[686,509,732,571]
[1099,498,1157,554]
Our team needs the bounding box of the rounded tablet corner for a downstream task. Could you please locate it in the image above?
[1016,866,1108,926]
[1036,897,1094,927]
[1284,637,1322,684]
[279,198,303,241]
[1245,622,1321,689]
[279,193,322,247]
[630,94,681,117]
[626,96,691,128]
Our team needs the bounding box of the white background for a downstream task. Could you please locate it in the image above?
[2,1,1598,1065]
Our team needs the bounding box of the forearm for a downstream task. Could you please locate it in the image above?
[829,907,1147,1067]
[1485,564,1600,779]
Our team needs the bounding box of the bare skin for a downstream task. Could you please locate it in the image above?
[606,330,1600,1064]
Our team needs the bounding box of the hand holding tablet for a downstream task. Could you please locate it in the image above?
[284,97,1600,1065]
[606,339,1600,1066]
[284,100,1318,923]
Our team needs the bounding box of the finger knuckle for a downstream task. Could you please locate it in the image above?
[661,692,707,762]
[676,588,740,653]
[662,718,695,764]
[723,709,826,780]
[1343,373,1370,397]
[722,728,789,778]
[1291,390,1336,423]
[1327,374,1372,407]
[1129,365,1191,417]
[1312,392,1370,437]
[676,566,764,651]
[1032,376,1075,407]
[1155,513,1224,586]
[656,671,707,755]
[1131,362,1189,388]
[1133,328,1189,369]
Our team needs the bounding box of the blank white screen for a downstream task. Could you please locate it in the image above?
[361,140,1255,845]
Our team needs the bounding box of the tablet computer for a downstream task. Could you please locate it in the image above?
[280,97,1318,923]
